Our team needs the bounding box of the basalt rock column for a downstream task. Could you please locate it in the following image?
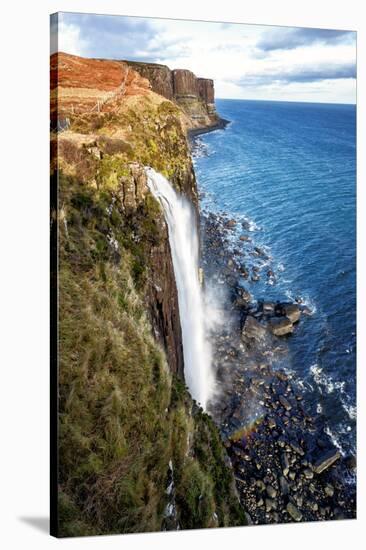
[197,78,217,116]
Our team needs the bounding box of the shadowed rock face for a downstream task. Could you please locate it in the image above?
[173,69,198,98]
[197,78,215,104]
[127,164,184,377]
[126,61,218,124]
[124,61,174,100]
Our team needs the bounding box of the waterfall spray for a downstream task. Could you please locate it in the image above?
[146,168,214,410]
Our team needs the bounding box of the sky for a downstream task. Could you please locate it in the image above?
[50,12,356,104]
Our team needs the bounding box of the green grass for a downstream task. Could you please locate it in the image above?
[55,96,245,536]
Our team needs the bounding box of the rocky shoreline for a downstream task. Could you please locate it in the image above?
[199,195,356,524]
[188,117,230,139]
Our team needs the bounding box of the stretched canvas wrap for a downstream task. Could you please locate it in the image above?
[50,12,357,537]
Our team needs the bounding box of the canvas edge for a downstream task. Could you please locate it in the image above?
[50,11,59,538]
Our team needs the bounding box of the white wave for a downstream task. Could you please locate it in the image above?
[341,400,357,420]
[324,425,346,456]
[309,364,345,395]
[285,290,317,314]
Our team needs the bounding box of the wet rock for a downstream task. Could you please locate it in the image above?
[304,468,314,479]
[242,316,267,341]
[265,498,277,512]
[268,417,276,429]
[240,268,250,279]
[290,441,304,455]
[262,302,275,314]
[281,453,290,476]
[266,485,277,499]
[286,502,303,522]
[325,484,335,497]
[239,235,251,242]
[334,509,345,520]
[289,471,296,481]
[283,304,301,323]
[246,512,255,525]
[269,317,294,336]
[295,495,303,507]
[279,476,289,496]
[345,455,357,471]
[256,480,266,492]
[279,395,292,411]
[312,448,341,474]
[235,288,252,307]
[226,219,237,228]
[254,246,268,258]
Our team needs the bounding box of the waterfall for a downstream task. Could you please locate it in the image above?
[146,168,214,410]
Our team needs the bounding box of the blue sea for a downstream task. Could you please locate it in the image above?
[194,99,356,456]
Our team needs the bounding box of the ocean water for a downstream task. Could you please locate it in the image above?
[194,99,356,456]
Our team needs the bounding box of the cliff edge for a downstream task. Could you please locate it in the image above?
[125,61,222,129]
[50,53,226,132]
[51,52,244,536]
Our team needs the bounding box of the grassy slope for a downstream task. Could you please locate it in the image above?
[54,95,246,536]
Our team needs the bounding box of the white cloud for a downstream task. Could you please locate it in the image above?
[54,14,356,103]
[50,16,89,56]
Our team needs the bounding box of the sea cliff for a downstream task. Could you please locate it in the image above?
[51,52,243,536]
[123,61,219,127]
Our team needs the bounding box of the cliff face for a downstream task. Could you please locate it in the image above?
[124,61,174,100]
[125,61,219,128]
[51,52,244,536]
[127,165,184,377]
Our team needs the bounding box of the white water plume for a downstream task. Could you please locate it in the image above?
[146,167,214,409]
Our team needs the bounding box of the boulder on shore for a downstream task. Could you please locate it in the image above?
[242,315,267,341]
[269,317,294,336]
[286,502,302,522]
[262,301,275,314]
[312,448,341,474]
[283,303,301,323]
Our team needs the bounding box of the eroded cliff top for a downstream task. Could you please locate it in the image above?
[51,52,218,128]
[50,52,151,120]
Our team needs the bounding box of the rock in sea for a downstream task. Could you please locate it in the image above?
[269,317,294,336]
[262,301,275,314]
[283,303,301,323]
[242,316,267,341]
[312,448,341,474]
[279,395,292,411]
